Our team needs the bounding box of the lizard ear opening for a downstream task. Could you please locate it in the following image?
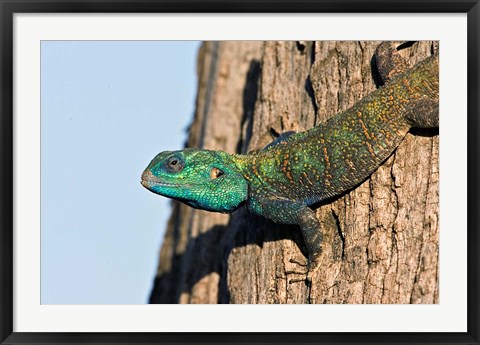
[210,167,224,179]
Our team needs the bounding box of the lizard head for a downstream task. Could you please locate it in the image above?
[141,148,248,213]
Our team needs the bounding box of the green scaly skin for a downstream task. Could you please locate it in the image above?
[141,44,439,271]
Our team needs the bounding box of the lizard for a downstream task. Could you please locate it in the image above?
[141,42,439,277]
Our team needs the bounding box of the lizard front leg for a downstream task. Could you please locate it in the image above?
[248,196,323,277]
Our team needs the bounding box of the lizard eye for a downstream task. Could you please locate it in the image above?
[165,156,184,173]
[210,167,224,179]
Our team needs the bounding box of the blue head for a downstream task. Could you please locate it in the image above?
[141,148,248,213]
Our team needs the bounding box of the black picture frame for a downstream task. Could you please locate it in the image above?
[1,1,478,344]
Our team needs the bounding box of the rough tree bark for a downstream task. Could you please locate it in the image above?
[149,41,439,304]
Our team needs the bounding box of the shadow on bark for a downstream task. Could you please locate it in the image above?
[149,211,306,304]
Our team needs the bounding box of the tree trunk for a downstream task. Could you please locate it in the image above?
[149,41,439,304]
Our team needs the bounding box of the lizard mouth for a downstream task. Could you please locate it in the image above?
[141,178,199,206]
[141,169,193,189]
[141,179,190,188]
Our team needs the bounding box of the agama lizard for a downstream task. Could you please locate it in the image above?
[141,42,439,275]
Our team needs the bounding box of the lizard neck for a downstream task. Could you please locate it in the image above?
[229,153,253,173]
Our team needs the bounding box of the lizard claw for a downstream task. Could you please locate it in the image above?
[289,257,308,267]
[287,272,313,286]
[288,276,310,285]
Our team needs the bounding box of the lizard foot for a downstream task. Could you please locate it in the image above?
[374,41,412,84]
[286,256,319,286]
[287,258,309,284]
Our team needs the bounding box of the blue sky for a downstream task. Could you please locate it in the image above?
[41,41,200,304]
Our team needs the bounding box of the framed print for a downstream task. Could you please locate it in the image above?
[1,1,479,345]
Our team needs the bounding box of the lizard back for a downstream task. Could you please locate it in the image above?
[241,54,439,205]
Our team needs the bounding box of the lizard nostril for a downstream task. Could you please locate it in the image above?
[141,169,153,182]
